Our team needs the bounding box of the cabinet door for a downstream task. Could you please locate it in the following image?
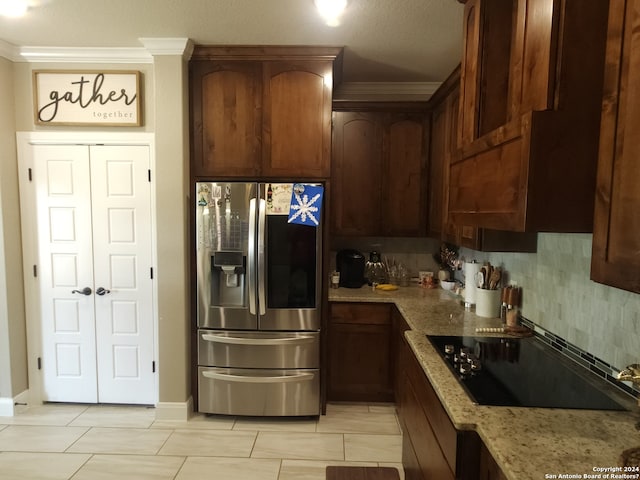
[592,0,640,294]
[331,112,383,236]
[391,307,410,408]
[460,0,522,145]
[479,443,508,480]
[262,61,333,178]
[327,303,392,402]
[383,113,428,236]
[190,62,262,178]
[398,336,455,480]
[427,98,448,239]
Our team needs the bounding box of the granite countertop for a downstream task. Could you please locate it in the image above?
[329,285,640,480]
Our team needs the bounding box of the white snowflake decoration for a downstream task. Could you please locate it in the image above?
[288,191,321,226]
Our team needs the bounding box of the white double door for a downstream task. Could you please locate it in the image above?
[32,144,155,405]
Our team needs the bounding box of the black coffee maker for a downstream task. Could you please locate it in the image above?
[336,249,366,288]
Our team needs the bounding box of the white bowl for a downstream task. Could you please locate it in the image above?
[440,280,456,291]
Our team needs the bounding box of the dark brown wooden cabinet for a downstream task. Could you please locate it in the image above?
[450,0,610,233]
[427,71,458,240]
[394,320,480,480]
[427,67,537,252]
[331,104,429,237]
[327,303,393,402]
[190,46,342,179]
[591,0,640,294]
[478,443,508,480]
[331,112,383,236]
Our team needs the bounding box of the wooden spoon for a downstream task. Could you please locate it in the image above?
[488,267,502,290]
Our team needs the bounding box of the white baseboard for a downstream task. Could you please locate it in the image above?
[0,389,30,417]
[155,397,193,422]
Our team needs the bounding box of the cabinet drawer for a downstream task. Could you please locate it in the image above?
[330,303,391,325]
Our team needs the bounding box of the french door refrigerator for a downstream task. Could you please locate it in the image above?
[195,182,322,416]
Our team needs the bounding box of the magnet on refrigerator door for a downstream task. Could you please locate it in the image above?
[288,183,323,227]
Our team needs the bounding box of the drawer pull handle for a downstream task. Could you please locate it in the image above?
[201,371,314,383]
[201,334,315,345]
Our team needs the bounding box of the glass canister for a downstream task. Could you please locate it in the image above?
[365,251,387,285]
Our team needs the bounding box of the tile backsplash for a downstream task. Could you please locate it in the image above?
[331,236,442,277]
[459,233,640,372]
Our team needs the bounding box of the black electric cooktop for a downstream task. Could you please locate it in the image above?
[427,334,630,410]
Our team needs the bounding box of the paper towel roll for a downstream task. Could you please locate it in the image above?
[464,262,480,305]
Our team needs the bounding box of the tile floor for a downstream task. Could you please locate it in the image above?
[0,402,404,480]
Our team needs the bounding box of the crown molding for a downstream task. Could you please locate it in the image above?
[0,37,193,63]
[0,39,20,61]
[334,81,441,101]
[139,38,194,59]
[14,46,152,63]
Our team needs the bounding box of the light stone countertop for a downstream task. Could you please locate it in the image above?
[329,285,640,480]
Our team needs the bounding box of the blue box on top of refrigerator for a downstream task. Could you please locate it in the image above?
[195,182,322,416]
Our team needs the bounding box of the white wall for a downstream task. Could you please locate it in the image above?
[0,56,28,404]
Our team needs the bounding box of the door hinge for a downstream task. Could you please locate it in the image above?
[152,361,156,373]
[33,265,37,277]
[148,169,151,182]
[37,357,42,370]
[28,168,33,182]
[150,267,154,279]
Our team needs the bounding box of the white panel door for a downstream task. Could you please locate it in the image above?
[33,143,154,405]
[90,145,155,404]
[34,145,98,403]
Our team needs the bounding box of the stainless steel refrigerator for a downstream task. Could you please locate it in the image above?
[195,182,322,416]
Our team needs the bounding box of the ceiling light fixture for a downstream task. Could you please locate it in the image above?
[315,0,347,27]
[0,0,29,17]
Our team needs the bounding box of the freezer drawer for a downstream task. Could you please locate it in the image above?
[198,367,320,416]
[198,330,319,369]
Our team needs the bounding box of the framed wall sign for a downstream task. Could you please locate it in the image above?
[33,70,142,126]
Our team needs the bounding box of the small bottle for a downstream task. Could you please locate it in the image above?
[266,184,273,208]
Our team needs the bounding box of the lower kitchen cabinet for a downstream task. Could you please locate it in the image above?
[327,303,393,402]
[394,316,482,480]
[479,443,508,480]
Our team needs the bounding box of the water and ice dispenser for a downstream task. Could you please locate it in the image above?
[211,251,246,307]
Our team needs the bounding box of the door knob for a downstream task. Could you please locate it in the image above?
[71,287,92,295]
[96,287,111,296]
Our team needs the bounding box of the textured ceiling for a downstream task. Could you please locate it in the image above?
[0,0,464,82]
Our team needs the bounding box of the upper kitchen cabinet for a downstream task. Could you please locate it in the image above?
[428,66,537,252]
[591,0,640,294]
[190,46,343,180]
[427,67,460,241]
[450,0,610,232]
[331,102,429,237]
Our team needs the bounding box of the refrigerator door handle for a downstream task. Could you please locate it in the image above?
[201,333,316,345]
[257,198,266,315]
[202,371,315,383]
[248,198,257,315]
